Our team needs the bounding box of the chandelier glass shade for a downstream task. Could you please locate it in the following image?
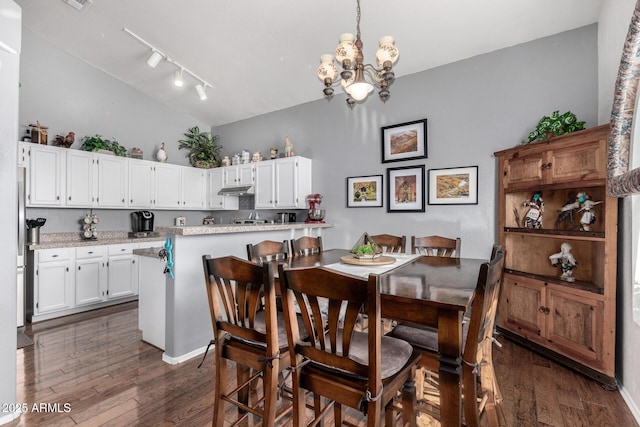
[316,0,399,106]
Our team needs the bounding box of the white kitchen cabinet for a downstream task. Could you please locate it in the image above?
[66,150,98,207]
[155,162,182,209]
[27,144,64,206]
[75,246,106,305]
[223,164,254,187]
[34,248,73,315]
[181,167,207,209]
[254,157,312,209]
[128,160,156,208]
[208,167,239,210]
[97,154,128,207]
[107,244,139,299]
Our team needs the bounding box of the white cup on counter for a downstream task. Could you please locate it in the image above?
[175,217,186,226]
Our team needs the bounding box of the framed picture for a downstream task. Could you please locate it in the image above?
[428,166,478,205]
[346,175,383,207]
[386,165,425,212]
[381,118,427,163]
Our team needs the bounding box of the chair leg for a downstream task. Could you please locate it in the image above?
[291,370,306,427]
[262,359,279,425]
[462,364,480,427]
[401,375,417,427]
[366,400,382,427]
[236,364,251,415]
[333,402,342,427]
[213,349,228,427]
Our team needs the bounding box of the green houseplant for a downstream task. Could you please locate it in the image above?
[80,134,127,157]
[521,110,586,145]
[178,126,222,168]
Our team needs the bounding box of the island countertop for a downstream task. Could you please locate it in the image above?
[159,222,333,236]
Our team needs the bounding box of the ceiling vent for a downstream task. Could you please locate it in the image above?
[62,0,92,11]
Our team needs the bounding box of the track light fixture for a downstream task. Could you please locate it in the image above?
[195,83,208,100]
[123,28,213,101]
[174,69,184,87]
[146,50,162,68]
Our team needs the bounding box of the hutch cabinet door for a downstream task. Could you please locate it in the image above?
[546,140,607,184]
[546,287,604,366]
[500,274,545,339]
[502,153,545,189]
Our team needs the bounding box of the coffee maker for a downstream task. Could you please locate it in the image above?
[131,211,155,236]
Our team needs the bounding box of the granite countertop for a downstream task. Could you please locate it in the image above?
[28,222,333,249]
[132,247,165,258]
[28,231,166,250]
[159,222,333,236]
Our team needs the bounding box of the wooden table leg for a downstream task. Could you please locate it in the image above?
[437,310,463,427]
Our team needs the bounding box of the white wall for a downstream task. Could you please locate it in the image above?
[598,0,640,420]
[214,25,598,260]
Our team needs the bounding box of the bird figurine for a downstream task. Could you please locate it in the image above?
[64,132,75,147]
[156,143,168,163]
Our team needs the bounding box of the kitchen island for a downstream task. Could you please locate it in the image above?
[151,222,333,364]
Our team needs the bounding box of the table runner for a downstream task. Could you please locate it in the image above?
[323,253,421,279]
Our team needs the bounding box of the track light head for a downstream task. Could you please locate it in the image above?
[146,50,162,68]
[174,69,184,87]
[195,84,208,100]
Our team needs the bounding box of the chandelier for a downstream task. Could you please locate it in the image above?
[316,0,399,106]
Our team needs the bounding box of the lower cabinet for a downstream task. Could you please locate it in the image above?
[34,248,73,315]
[500,272,606,371]
[107,244,138,299]
[30,241,159,322]
[75,246,106,306]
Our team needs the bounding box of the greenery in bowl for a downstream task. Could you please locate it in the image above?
[521,110,586,145]
[80,134,127,157]
[178,126,222,168]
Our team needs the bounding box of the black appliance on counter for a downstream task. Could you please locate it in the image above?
[130,211,158,237]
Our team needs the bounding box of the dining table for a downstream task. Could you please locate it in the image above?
[285,248,486,427]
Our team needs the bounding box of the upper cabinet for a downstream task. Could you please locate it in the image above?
[20,143,312,211]
[254,156,311,209]
[27,144,64,206]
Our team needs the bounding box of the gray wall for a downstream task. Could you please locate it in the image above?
[214,25,598,259]
[598,0,640,419]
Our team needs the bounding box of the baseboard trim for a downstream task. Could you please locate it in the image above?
[0,408,21,425]
[161,344,209,365]
[619,385,640,425]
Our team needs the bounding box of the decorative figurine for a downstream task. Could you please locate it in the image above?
[232,153,240,165]
[221,155,231,167]
[53,131,75,148]
[284,137,294,157]
[555,191,579,230]
[156,143,168,163]
[576,191,603,231]
[549,242,578,282]
[241,149,251,164]
[270,147,278,159]
[522,191,544,229]
[251,151,263,162]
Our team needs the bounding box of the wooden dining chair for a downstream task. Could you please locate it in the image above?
[411,235,461,258]
[278,265,421,427]
[246,239,290,263]
[388,248,506,427]
[290,236,323,257]
[369,233,406,254]
[202,255,292,427]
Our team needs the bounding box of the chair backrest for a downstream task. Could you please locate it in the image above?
[463,248,505,365]
[247,240,289,264]
[490,243,503,261]
[290,236,323,257]
[370,234,406,254]
[278,265,383,384]
[202,255,278,351]
[411,235,461,257]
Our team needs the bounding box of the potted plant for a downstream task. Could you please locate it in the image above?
[81,134,127,157]
[178,126,222,168]
[520,110,586,145]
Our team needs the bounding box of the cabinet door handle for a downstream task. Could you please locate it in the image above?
[78,266,81,270]
[539,306,546,313]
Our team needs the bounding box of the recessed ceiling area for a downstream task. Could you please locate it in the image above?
[17,0,603,127]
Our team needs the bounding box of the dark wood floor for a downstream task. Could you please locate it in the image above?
[7,302,638,426]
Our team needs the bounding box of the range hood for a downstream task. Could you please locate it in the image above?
[218,185,254,196]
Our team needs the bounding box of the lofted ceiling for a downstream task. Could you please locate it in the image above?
[17,0,603,127]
